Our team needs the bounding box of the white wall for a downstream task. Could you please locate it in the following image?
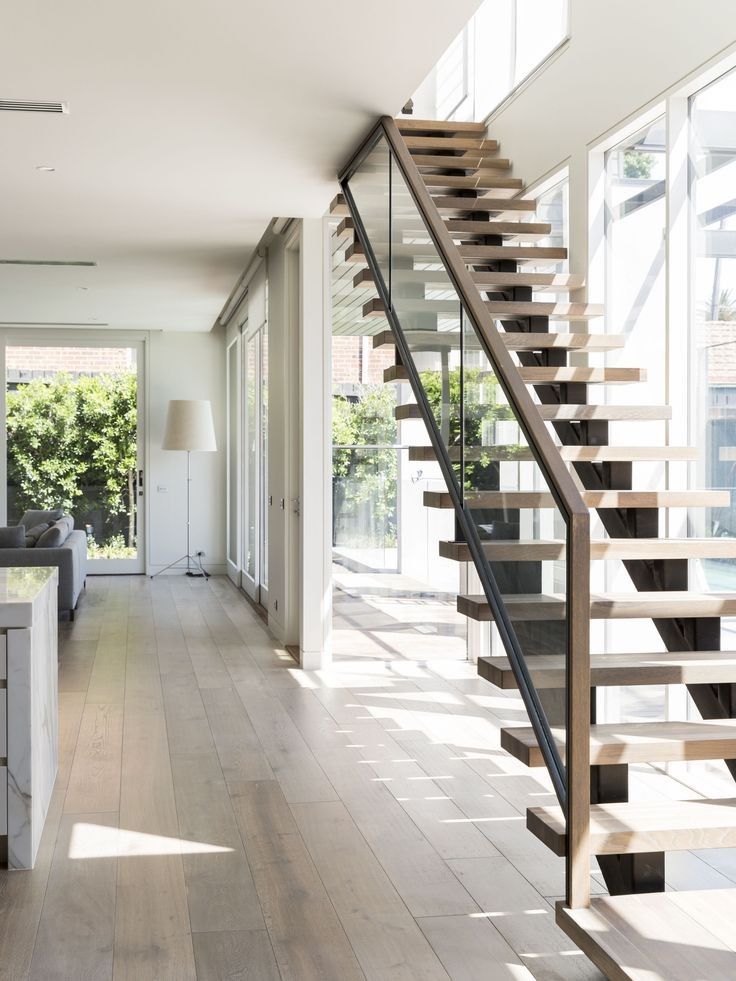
[147,331,226,574]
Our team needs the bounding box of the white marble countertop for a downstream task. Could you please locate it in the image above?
[0,567,58,627]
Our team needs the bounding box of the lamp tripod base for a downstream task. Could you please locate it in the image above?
[150,553,210,580]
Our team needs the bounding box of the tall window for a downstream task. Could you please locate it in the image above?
[413,0,568,122]
[691,68,736,589]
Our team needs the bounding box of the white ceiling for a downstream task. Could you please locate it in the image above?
[0,0,479,332]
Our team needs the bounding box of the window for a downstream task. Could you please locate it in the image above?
[413,0,568,122]
[690,68,736,588]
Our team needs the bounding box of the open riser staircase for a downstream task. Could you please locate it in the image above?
[337,116,736,979]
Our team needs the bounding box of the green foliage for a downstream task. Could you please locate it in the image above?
[716,289,736,322]
[86,534,137,559]
[7,372,137,546]
[623,150,654,180]
[332,386,398,547]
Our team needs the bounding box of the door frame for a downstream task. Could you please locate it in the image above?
[0,328,148,574]
[240,317,269,606]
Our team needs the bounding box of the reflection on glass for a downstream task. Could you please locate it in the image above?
[6,345,139,562]
[692,68,736,592]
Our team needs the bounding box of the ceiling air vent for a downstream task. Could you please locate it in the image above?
[0,99,68,113]
[0,259,97,267]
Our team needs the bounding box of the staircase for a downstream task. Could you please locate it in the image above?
[337,117,736,978]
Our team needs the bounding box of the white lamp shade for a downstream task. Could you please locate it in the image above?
[162,400,217,451]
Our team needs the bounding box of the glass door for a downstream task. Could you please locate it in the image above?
[241,321,269,604]
[5,341,145,574]
[226,336,241,585]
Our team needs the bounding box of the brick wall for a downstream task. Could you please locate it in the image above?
[332,335,395,385]
[6,346,135,376]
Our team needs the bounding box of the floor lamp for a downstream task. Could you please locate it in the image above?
[152,399,217,579]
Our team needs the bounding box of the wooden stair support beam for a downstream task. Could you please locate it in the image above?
[396,119,488,136]
[478,650,736,690]
[373,329,625,352]
[501,719,736,767]
[486,301,603,319]
[536,404,672,421]
[557,892,736,981]
[527,797,736,857]
[423,489,728,509]
[407,444,695,463]
[402,135,500,152]
[457,591,736,623]
[439,536,736,563]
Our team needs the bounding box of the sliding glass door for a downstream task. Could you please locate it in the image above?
[5,340,145,574]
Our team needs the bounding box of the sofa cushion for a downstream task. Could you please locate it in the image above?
[19,508,64,530]
[0,525,25,548]
[25,522,51,546]
[37,519,72,548]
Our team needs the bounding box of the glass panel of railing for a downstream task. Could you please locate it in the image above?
[346,137,391,286]
[460,308,569,753]
[389,159,464,486]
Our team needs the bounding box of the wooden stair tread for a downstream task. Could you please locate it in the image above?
[413,155,512,171]
[502,719,736,767]
[528,797,736,857]
[431,194,537,214]
[423,173,523,191]
[487,301,603,320]
[444,220,550,239]
[518,366,643,382]
[472,271,585,289]
[458,591,736,622]
[439,536,736,562]
[407,444,695,463]
[558,890,736,981]
[478,650,736,690]
[536,404,672,421]
[374,329,624,352]
[423,489,729,509]
[403,135,500,152]
[397,119,488,136]
[459,244,567,260]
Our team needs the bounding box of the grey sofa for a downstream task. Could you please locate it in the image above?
[0,510,87,619]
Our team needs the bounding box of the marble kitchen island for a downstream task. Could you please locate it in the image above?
[0,567,58,870]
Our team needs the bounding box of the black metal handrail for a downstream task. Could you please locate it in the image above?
[339,117,591,907]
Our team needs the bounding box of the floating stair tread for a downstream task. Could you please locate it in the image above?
[395,404,421,421]
[502,719,736,767]
[460,244,567,260]
[397,119,489,136]
[384,364,408,382]
[472,271,585,289]
[413,155,512,171]
[373,329,623,352]
[487,301,603,320]
[518,366,644,383]
[330,193,349,216]
[478,650,736,690]
[408,444,694,463]
[403,135,500,152]
[528,797,736,856]
[537,404,672,421]
[558,890,736,981]
[439,536,736,562]
[423,489,729,509]
[445,219,551,239]
[458,591,736,622]
[423,173,523,191]
[431,195,537,214]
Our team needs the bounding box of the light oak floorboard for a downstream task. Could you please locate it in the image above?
[192,929,280,980]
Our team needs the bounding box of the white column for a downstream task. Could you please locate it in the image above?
[298,218,332,668]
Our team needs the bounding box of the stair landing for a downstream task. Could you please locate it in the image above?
[558,889,736,980]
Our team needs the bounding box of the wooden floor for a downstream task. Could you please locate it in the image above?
[1,577,734,981]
